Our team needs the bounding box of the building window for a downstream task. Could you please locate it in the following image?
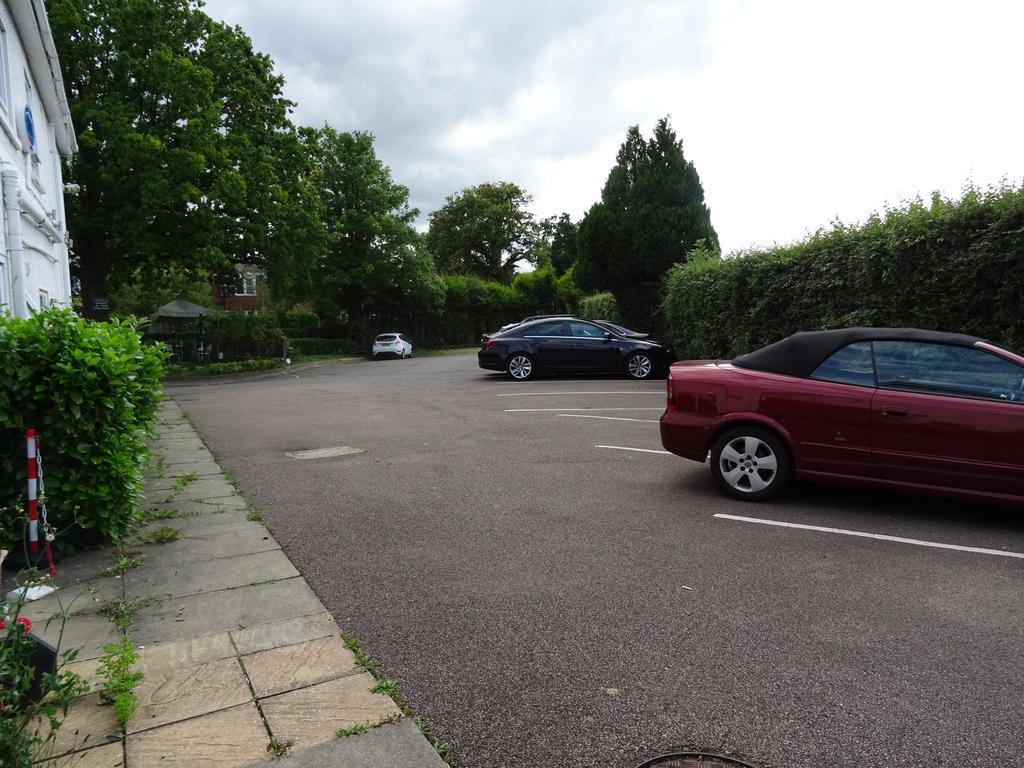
[38,289,48,308]
[239,270,257,296]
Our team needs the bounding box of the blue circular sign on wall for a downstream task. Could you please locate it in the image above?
[23,105,35,155]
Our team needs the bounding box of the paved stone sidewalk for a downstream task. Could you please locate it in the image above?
[21,398,446,768]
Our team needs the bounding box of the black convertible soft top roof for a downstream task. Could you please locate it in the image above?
[732,327,991,378]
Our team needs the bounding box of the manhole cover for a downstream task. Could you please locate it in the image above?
[637,753,760,768]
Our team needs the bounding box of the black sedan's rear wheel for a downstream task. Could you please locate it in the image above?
[625,352,655,380]
[507,353,535,381]
[710,425,792,501]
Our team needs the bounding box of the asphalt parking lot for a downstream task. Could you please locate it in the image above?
[170,354,1024,768]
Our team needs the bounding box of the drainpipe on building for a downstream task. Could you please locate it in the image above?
[2,168,27,318]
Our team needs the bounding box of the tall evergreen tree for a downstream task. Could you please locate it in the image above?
[576,117,717,329]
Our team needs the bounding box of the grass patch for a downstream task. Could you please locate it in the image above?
[99,597,154,630]
[411,346,477,357]
[163,472,197,503]
[340,632,379,676]
[246,507,262,522]
[140,526,181,544]
[371,678,399,698]
[336,723,371,739]
[146,507,182,520]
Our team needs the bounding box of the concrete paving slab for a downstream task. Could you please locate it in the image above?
[135,631,236,675]
[128,656,251,734]
[159,446,216,464]
[230,612,340,656]
[33,693,120,757]
[18,575,122,622]
[133,524,279,568]
[169,475,238,501]
[125,549,298,601]
[31,609,120,661]
[259,673,402,751]
[144,496,248,516]
[243,635,359,698]
[38,741,125,768]
[137,509,252,535]
[125,702,268,768]
[131,578,325,645]
[249,719,446,768]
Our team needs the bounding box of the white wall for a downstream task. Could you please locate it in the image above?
[0,0,71,315]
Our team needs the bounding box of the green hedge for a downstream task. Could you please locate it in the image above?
[578,292,619,322]
[0,309,165,548]
[663,184,1024,359]
[287,337,357,356]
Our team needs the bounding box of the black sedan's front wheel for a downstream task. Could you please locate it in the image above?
[625,352,655,380]
[709,426,792,501]
[507,353,535,381]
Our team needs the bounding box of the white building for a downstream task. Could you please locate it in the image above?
[0,0,76,318]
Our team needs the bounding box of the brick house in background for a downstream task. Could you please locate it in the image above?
[0,0,76,317]
[213,264,264,311]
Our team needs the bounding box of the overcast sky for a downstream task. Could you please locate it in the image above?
[203,0,1024,254]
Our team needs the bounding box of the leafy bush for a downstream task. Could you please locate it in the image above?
[279,308,320,336]
[287,337,357,355]
[0,309,165,548]
[206,310,283,360]
[663,183,1024,359]
[578,292,620,322]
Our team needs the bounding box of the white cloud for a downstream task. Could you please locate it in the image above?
[204,0,1024,253]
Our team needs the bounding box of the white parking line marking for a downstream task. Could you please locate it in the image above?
[505,407,664,413]
[713,513,1024,560]
[595,445,673,455]
[560,414,660,423]
[497,391,664,397]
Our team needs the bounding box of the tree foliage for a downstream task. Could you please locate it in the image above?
[576,117,717,329]
[48,0,315,311]
[662,183,1024,358]
[302,127,443,319]
[427,182,536,282]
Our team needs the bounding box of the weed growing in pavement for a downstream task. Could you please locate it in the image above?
[154,456,167,478]
[97,637,143,730]
[371,678,399,698]
[99,597,154,630]
[222,469,239,489]
[336,723,371,739]
[340,632,379,676]
[339,631,452,762]
[162,472,198,502]
[99,551,143,577]
[267,737,294,759]
[246,507,262,522]
[140,526,181,544]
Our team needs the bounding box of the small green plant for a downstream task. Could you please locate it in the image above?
[163,472,197,504]
[146,508,180,520]
[0,587,89,767]
[99,597,153,630]
[222,470,238,489]
[340,632,378,676]
[371,678,399,697]
[267,737,294,759]
[246,507,262,522]
[141,526,181,544]
[97,637,143,730]
[336,723,371,739]
[154,456,167,478]
[99,551,143,577]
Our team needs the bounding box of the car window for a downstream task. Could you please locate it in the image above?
[809,341,876,387]
[568,321,606,338]
[874,341,1024,403]
[524,321,565,337]
[375,334,397,342]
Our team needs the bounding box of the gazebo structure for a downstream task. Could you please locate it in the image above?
[149,300,212,363]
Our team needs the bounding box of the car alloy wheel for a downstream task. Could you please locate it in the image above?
[710,426,792,501]
[508,354,534,380]
[627,353,653,379]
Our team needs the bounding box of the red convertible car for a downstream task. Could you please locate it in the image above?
[660,328,1024,506]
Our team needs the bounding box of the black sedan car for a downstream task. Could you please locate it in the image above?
[478,317,674,380]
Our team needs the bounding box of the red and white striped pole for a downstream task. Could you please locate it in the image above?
[26,428,39,555]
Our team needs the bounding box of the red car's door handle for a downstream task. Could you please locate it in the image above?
[881,407,908,417]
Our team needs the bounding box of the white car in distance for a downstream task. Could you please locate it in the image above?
[371,333,413,359]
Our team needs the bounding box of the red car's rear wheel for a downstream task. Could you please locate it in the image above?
[710,426,792,501]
